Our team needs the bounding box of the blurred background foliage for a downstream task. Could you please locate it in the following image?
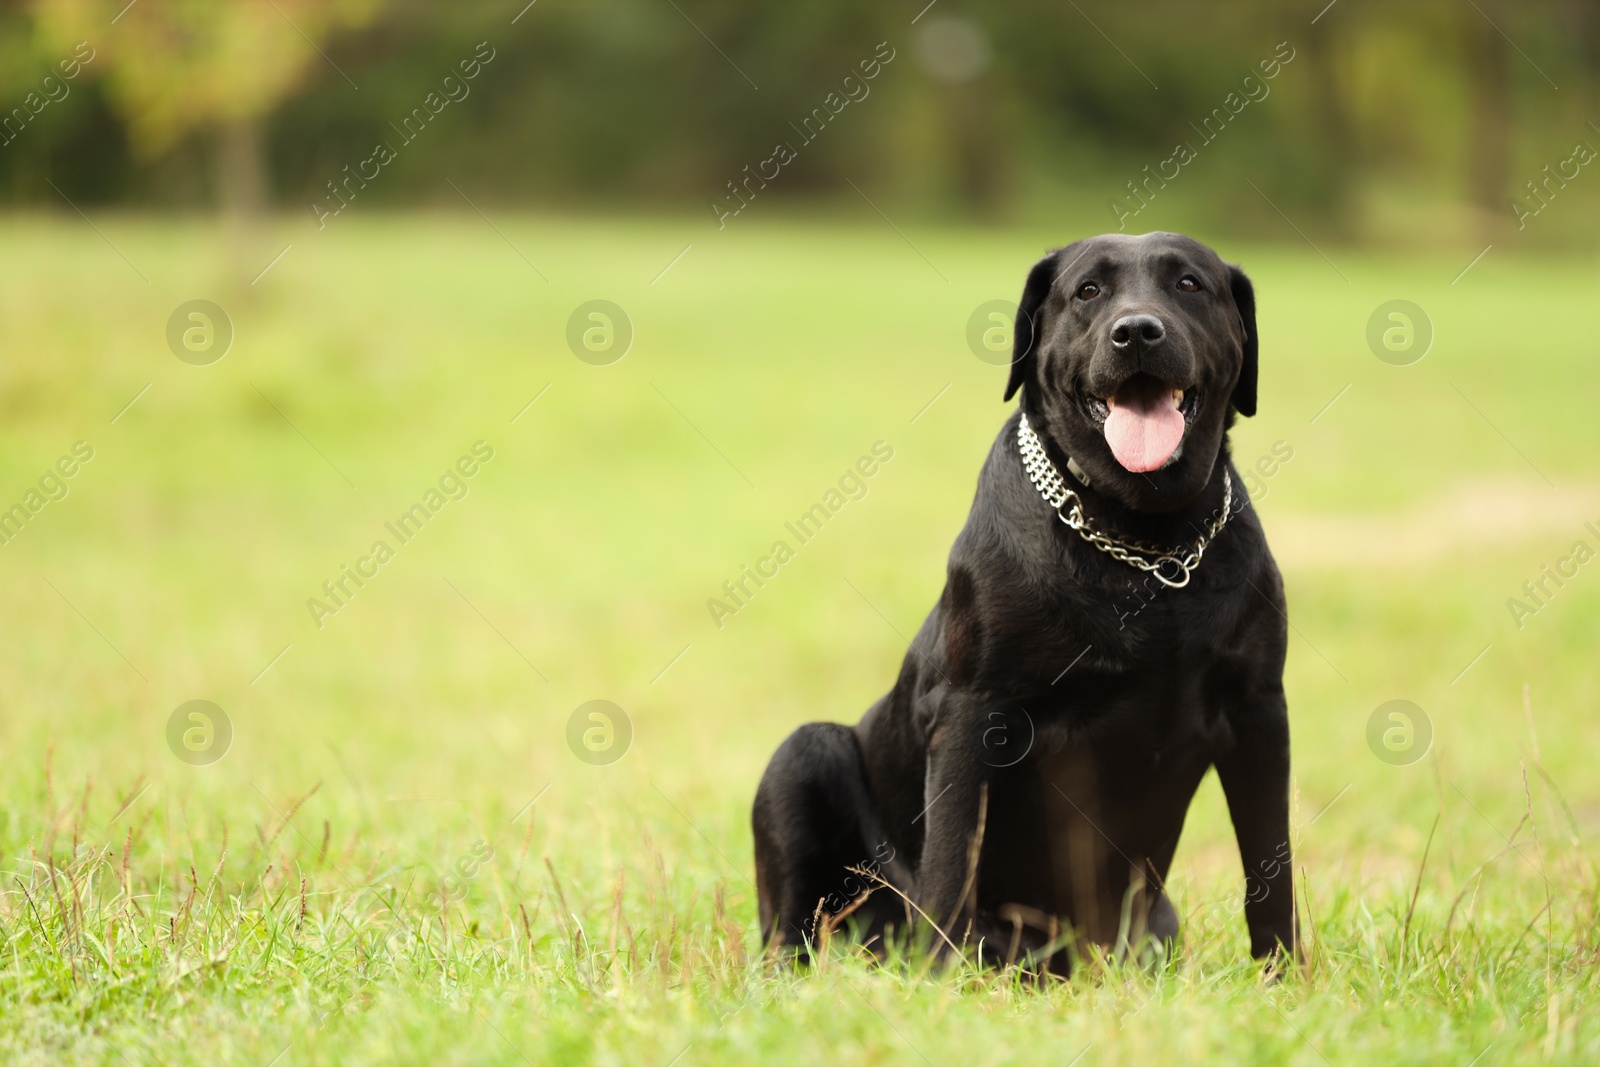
[0,0,1596,246]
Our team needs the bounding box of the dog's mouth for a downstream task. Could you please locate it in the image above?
[1083,373,1199,473]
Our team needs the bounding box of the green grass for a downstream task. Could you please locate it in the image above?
[0,213,1597,1064]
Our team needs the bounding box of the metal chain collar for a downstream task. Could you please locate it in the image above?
[1017,411,1233,589]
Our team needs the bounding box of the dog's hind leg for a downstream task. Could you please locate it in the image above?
[752,722,896,958]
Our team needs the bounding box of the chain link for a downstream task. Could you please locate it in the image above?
[1017,411,1233,589]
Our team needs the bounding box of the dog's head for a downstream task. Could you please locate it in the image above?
[1005,232,1257,513]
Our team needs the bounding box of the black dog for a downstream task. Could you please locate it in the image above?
[752,232,1296,973]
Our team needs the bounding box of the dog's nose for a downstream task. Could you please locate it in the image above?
[1110,313,1166,351]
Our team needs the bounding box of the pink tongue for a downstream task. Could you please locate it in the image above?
[1104,393,1185,472]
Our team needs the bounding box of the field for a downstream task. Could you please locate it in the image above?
[1,213,1597,1065]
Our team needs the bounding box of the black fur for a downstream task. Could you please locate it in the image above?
[753,232,1295,973]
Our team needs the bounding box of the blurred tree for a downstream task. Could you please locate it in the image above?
[1302,19,1357,236]
[31,0,386,216]
[1463,0,1512,239]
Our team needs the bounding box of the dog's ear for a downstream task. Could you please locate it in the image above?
[1227,264,1258,418]
[1004,250,1063,402]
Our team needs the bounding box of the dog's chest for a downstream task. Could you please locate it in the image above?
[1022,555,1252,688]
[1026,658,1222,758]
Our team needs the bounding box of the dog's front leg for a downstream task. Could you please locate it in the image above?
[1215,685,1299,969]
[914,692,994,955]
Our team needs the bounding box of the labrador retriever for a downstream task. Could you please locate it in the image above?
[751,232,1296,973]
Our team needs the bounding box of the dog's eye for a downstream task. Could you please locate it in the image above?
[1076,282,1101,301]
[1177,276,1202,293]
